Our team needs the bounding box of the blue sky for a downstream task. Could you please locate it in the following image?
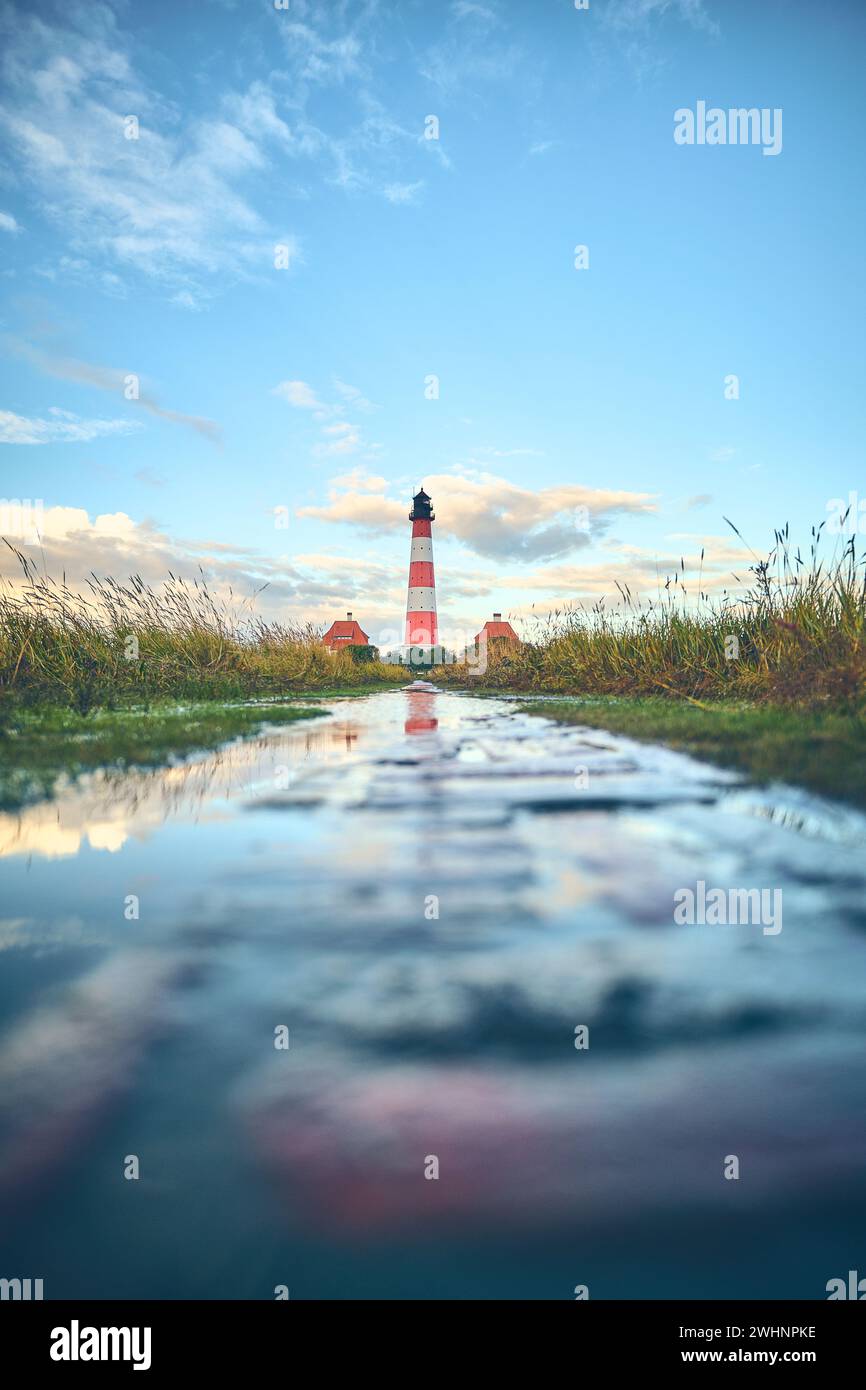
[1,0,864,647]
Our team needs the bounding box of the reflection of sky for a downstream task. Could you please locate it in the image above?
[2,691,866,1297]
[0,714,364,860]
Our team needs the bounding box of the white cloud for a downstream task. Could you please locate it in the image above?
[279,23,366,87]
[299,469,658,561]
[0,504,409,631]
[273,379,325,411]
[0,11,297,292]
[333,379,378,412]
[224,81,294,144]
[605,0,718,33]
[420,6,521,94]
[0,408,141,446]
[0,4,453,291]
[273,377,377,456]
[313,427,361,457]
[0,502,755,645]
[170,290,202,312]
[599,0,720,81]
[383,181,424,204]
[329,468,388,493]
[0,212,20,233]
[501,532,751,605]
[451,2,498,22]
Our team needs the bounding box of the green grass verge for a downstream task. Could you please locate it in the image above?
[520,696,866,809]
[0,699,324,810]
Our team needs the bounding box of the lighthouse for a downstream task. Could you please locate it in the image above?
[404,486,438,666]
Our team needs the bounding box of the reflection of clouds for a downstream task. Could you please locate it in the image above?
[534,864,594,912]
[0,948,189,1200]
[0,712,363,861]
[0,915,105,951]
[86,822,130,853]
[244,1039,866,1234]
[0,799,148,860]
[0,917,33,949]
[0,817,90,860]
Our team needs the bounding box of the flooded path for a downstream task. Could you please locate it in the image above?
[2,688,866,1299]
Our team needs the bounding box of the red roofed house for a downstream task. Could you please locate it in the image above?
[475,612,519,645]
[323,611,369,653]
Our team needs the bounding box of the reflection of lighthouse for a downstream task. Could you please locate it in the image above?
[404,689,438,735]
[404,487,438,665]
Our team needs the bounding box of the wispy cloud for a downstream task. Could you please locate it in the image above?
[34,254,127,297]
[273,377,378,457]
[314,422,362,457]
[497,533,751,605]
[420,0,522,95]
[0,8,298,295]
[383,181,424,204]
[170,290,202,312]
[273,379,327,413]
[604,0,718,34]
[269,13,446,194]
[329,467,388,493]
[134,467,168,488]
[597,0,720,82]
[0,212,21,233]
[0,407,141,446]
[1,2,454,294]
[5,339,221,443]
[451,2,499,25]
[333,379,379,413]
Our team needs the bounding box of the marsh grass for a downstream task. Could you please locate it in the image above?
[0,544,404,712]
[437,522,866,711]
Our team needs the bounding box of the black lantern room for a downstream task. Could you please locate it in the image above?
[409,487,435,522]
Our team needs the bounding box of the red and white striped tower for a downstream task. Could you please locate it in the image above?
[404,486,438,663]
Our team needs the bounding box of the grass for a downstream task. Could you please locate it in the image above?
[0,542,405,712]
[0,699,324,810]
[520,696,866,809]
[436,521,866,712]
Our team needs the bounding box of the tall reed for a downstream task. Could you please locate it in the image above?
[437,522,866,709]
[0,544,403,710]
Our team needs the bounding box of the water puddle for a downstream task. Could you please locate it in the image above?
[2,689,865,1297]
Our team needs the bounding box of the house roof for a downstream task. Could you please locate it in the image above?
[323,619,369,644]
[476,619,519,642]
